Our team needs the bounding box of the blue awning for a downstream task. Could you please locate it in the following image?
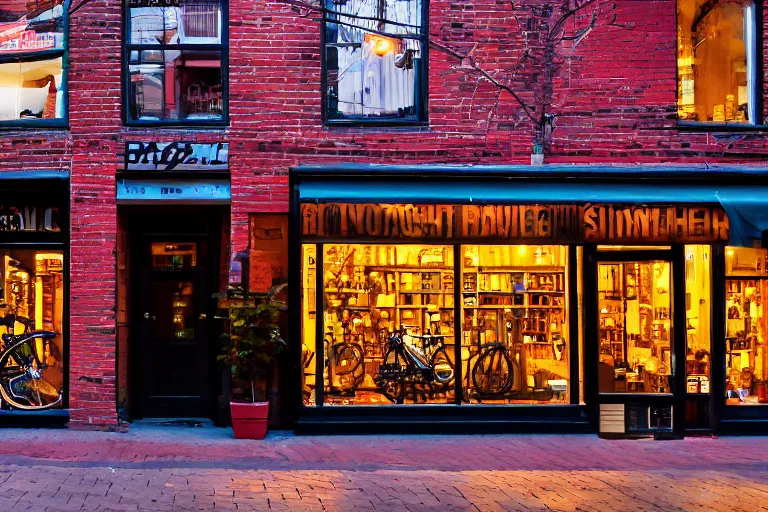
[297,178,768,247]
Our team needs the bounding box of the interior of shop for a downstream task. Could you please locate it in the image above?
[0,249,65,409]
[301,243,572,406]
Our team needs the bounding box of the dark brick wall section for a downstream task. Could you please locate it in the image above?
[2,0,768,427]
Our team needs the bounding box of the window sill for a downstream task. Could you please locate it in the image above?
[325,118,429,130]
[677,121,768,132]
[0,120,69,131]
[0,48,65,64]
[124,120,229,129]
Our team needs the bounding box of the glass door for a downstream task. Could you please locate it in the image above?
[597,260,673,394]
[591,248,685,438]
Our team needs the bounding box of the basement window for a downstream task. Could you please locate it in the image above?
[323,0,427,125]
[0,0,67,127]
[677,0,760,125]
[124,0,228,125]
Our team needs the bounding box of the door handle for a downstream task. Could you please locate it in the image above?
[143,312,156,321]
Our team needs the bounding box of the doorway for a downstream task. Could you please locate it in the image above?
[126,207,225,419]
[586,247,687,438]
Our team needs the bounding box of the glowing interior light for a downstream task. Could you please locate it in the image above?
[371,36,395,56]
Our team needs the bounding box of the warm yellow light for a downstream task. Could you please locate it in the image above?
[35,253,63,261]
[727,249,734,257]
[518,246,526,256]
[370,36,395,56]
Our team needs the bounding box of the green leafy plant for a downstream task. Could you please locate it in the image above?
[217,284,287,402]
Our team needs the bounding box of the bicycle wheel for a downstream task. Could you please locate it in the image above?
[0,335,62,410]
[430,347,455,385]
[378,348,406,404]
[332,342,363,376]
[472,348,513,396]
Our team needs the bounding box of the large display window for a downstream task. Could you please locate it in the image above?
[725,246,768,405]
[0,250,64,410]
[461,245,570,404]
[300,242,574,406]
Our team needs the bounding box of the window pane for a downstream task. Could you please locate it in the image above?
[677,0,755,123]
[318,244,454,405]
[0,250,65,410]
[325,0,422,120]
[0,57,64,120]
[725,247,768,405]
[0,0,65,54]
[302,244,317,406]
[128,0,222,44]
[685,246,711,393]
[598,260,673,394]
[128,50,222,121]
[462,245,569,404]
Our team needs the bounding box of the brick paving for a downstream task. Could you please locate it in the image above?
[0,424,765,511]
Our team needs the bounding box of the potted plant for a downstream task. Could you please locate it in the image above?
[217,284,287,439]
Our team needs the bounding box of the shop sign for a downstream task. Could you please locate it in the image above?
[0,205,60,233]
[125,142,228,172]
[300,203,730,243]
[117,179,231,202]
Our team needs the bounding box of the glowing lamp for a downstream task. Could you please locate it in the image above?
[370,36,395,56]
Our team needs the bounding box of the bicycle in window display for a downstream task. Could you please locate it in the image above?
[324,330,365,396]
[0,312,63,410]
[375,326,455,404]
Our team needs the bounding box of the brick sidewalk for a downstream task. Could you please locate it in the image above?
[0,424,766,511]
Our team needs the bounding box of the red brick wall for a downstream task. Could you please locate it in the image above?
[2,0,768,427]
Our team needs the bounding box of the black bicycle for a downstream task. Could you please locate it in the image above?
[471,341,514,396]
[325,331,365,395]
[0,313,63,410]
[376,327,454,404]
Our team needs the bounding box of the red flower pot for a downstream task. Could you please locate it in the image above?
[230,401,269,439]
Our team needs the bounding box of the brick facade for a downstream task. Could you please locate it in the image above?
[1,0,768,427]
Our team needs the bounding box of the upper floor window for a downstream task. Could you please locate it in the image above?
[0,0,67,127]
[323,0,427,125]
[677,0,760,125]
[124,0,227,125]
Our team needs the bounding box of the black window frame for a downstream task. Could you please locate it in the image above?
[676,0,764,130]
[0,1,69,130]
[121,0,229,128]
[321,0,429,127]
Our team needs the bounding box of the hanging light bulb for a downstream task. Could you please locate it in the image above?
[368,35,396,56]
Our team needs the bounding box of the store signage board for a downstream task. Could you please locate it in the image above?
[125,142,228,172]
[117,179,231,203]
[0,205,60,233]
[300,203,730,243]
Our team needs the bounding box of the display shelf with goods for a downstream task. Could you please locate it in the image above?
[725,247,768,405]
[597,260,673,395]
[461,246,570,404]
[317,244,456,406]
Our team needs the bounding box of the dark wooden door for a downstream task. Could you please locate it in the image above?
[139,267,209,417]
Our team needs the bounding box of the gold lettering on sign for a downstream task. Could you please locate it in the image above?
[299,202,730,243]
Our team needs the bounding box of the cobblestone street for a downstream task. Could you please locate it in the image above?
[0,424,766,511]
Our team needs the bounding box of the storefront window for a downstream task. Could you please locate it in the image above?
[725,247,768,405]
[685,246,711,393]
[317,244,454,405]
[461,245,569,404]
[124,0,226,124]
[0,250,64,410]
[677,0,758,124]
[301,244,317,406]
[323,0,426,123]
[0,0,67,124]
[598,260,673,394]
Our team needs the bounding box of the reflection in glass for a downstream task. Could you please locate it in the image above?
[128,0,222,45]
[725,247,768,405]
[0,0,65,53]
[151,280,194,341]
[128,50,223,121]
[151,242,197,269]
[598,261,672,394]
[325,0,422,119]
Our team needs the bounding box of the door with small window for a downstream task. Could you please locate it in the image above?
[138,242,209,417]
